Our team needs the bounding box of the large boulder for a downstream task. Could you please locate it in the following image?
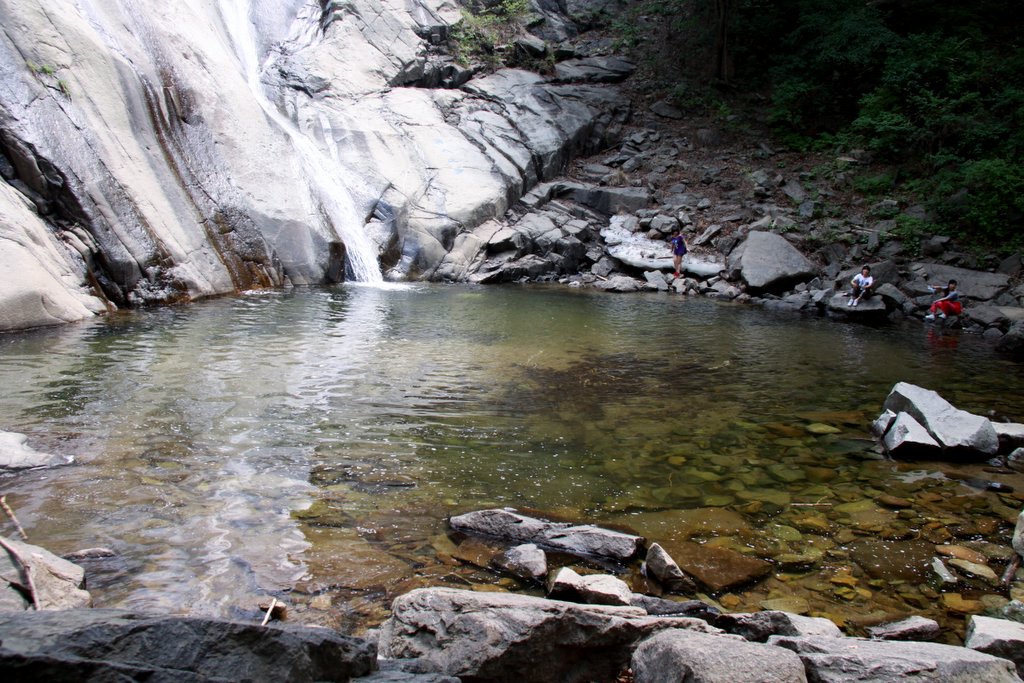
[377,587,720,683]
[0,608,375,681]
[770,634,1022,682]
[714,611,842,643]
[632,629,808,683]
[882,382,999,456]
[727,231,817,293]
[912,263,1010,302]
[965,616,1024,677]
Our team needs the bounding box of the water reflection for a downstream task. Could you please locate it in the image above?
[0,285,1022,635]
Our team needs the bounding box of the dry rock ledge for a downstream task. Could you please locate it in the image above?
[5,505,1024,682]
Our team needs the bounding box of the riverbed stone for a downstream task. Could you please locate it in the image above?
[770,634,1022,682]
[848,538,935,582]
[670,541,772,592]
[632,629,808,683]
[965,615,1024,677]
[949,558,1000,585]
[378,587,720,683]
[626,508,751,543]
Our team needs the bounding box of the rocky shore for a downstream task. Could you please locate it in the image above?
[3,501,1024,681]
[438,88,1024,355]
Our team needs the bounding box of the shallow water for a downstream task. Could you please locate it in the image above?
[1,284,1022,637]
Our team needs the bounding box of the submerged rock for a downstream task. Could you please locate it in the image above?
[448,508,645,562]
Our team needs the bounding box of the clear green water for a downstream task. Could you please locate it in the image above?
[1,284,1022,637]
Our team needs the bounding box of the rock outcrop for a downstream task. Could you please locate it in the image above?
[0,608,375,681]
[0,1,628,331]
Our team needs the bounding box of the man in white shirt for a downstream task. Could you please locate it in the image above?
[849,266,874,307]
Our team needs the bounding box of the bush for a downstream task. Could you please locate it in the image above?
[931,159,1024,250]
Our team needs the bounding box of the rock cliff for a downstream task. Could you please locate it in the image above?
[0,0,626,331]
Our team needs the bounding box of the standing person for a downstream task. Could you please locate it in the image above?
[669,230,688,279]
[925,279,962,320]
[848,266,874,307]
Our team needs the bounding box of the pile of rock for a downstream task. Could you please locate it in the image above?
[873,382,1024,459]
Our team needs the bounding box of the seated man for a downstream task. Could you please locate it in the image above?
[848,266,874,307]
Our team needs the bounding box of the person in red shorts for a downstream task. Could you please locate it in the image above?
[925,279,962,320]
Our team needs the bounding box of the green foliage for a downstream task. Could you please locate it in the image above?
[853,172,895,197]
[450,0,531,69]
[930,158,1024,250]
[885,215,935,257]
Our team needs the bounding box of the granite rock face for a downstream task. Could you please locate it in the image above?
[0,1,627,331]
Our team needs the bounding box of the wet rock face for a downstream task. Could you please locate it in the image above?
[0,1,628,332]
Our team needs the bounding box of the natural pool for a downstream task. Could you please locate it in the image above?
[1,284,1022,640]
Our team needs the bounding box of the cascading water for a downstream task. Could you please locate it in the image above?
[218,0,384,283]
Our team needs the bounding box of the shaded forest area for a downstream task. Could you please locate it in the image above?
[610,0,1024,254]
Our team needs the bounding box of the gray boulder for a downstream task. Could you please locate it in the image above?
[448,508,645,562]
[727,231,817,293]
[378,587,719,683]
[994,423,1024,452]
[643,543,697,593]
[826,292,887,316]
[714,611,842,643]
[882,411,942,457]
[546,568,633,606]
[966,616,1024,677]
[632,629,808,683]
[494,543,547,582]
[913,263,1010,302]
[770,634,1022,682]
[0,536,91,611]
[998,321,1024,354]
[882,382,999,456]
[0,608,374,681]
[865,615,941,641]
[552,56,637,83]
[1014,508,1024,559]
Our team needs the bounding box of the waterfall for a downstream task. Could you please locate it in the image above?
[217,0,384,283]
